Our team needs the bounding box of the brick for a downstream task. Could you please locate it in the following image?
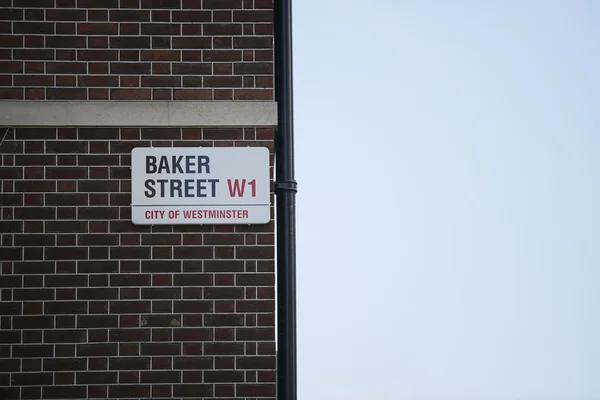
[0,35,24,47]
[42,358,85,372]
[204,75,243,88]
[77,315,118,329]
[140,343,180,355]
[109,301,150,314]
[109,10,150,21]
[204,50,242,61]
[0,87,22,98]
[110,88,151,100]
[109,62,151,75]
[0,330,21,344]
[141,0,180,7]
[173,384,213,398]
[172,37,212,49]
[141,23,180,35]
[139,314,178,328]
[45,221,87,233]
[76,371,117,384]
[109,357,149,370]
[140,50,180,61]
[46,88,86,100]
[77,343,117,357]
[204,23,242,35]
[204,370,244,383]
[139,76,180,88]
[234,36,272,49]
[43,385,87,399]
[44,301,86,314]
[109,329,150,342]
[233,10,273,22]
[45,247,88,261]
[13,316,53,330]
[0,359,20,373]
[45,274,88,288]
[44,329,86,343]
[234,88,272,100]
[172,328,211,342]
[110,36,150,49]
[204,313,244,327]
[13,345,53,358]
[237,383,276,397]
[236,355,274,370]
[78,180,119,192]
[0,61,23,73]
[11,372,53,386]
[234,62,273,74]
[172,10,211,22]
[78,75,119,87]
[78,23,118,35]
[139,260,181,273]
[0,247,22,261]
[77,0,117,6]
[203,342,244,356]
[14,22,54,34]
[78,49,118,61]
[203,0,241,8]
[108,385,150,398]
[0,302,22,315]
[46,9,86,21]
[0,8,24,19]
[140,370,180,383]
[77,260,118,274]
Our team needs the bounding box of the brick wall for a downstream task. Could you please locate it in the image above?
[0,0,273,101]
[0,128,276,399]
[0,1,276,399]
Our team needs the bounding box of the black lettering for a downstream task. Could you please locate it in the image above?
[198,156,210,173]
[146,156,157,173]
[171,180,182,197]
[157,179,168,197]
[208,179,219,197]
[196,179,207,197]
[144,179,155,197]
[186,155,195,173]
[158,156,169,173]
[172,156,184,174]
[184,179,194,197]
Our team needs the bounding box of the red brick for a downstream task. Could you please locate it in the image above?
[47,88,87,100]
[110,88,151,100]
[204,23,242,35]
[204,50,242,61]
[172,37,212,49]
[13,22,54,34]
[109,9,149,21]
[203,0,241,9]
[139,50,179,61]
[172,10,210,22]
[78,23,118,35]
[173,89,211,100]
[77,49,118,61]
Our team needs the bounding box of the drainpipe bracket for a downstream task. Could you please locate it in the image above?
[275,180,298,193]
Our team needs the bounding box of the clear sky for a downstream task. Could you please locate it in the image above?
[293,1,600,399]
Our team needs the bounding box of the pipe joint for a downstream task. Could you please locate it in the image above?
[275,180,298,194]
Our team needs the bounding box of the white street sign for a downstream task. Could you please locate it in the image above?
[131,147,270,225]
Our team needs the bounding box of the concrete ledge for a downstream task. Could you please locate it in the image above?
[0,101,277,127]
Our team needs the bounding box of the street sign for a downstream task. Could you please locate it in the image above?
[131,147,270,225]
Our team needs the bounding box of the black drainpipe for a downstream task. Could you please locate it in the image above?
[274,1,297,400]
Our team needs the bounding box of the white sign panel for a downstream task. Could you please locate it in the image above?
[131,147,270,225]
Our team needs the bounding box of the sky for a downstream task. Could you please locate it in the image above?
[293,1,600,399]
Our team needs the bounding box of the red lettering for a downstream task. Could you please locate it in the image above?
[227,179,246,197]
